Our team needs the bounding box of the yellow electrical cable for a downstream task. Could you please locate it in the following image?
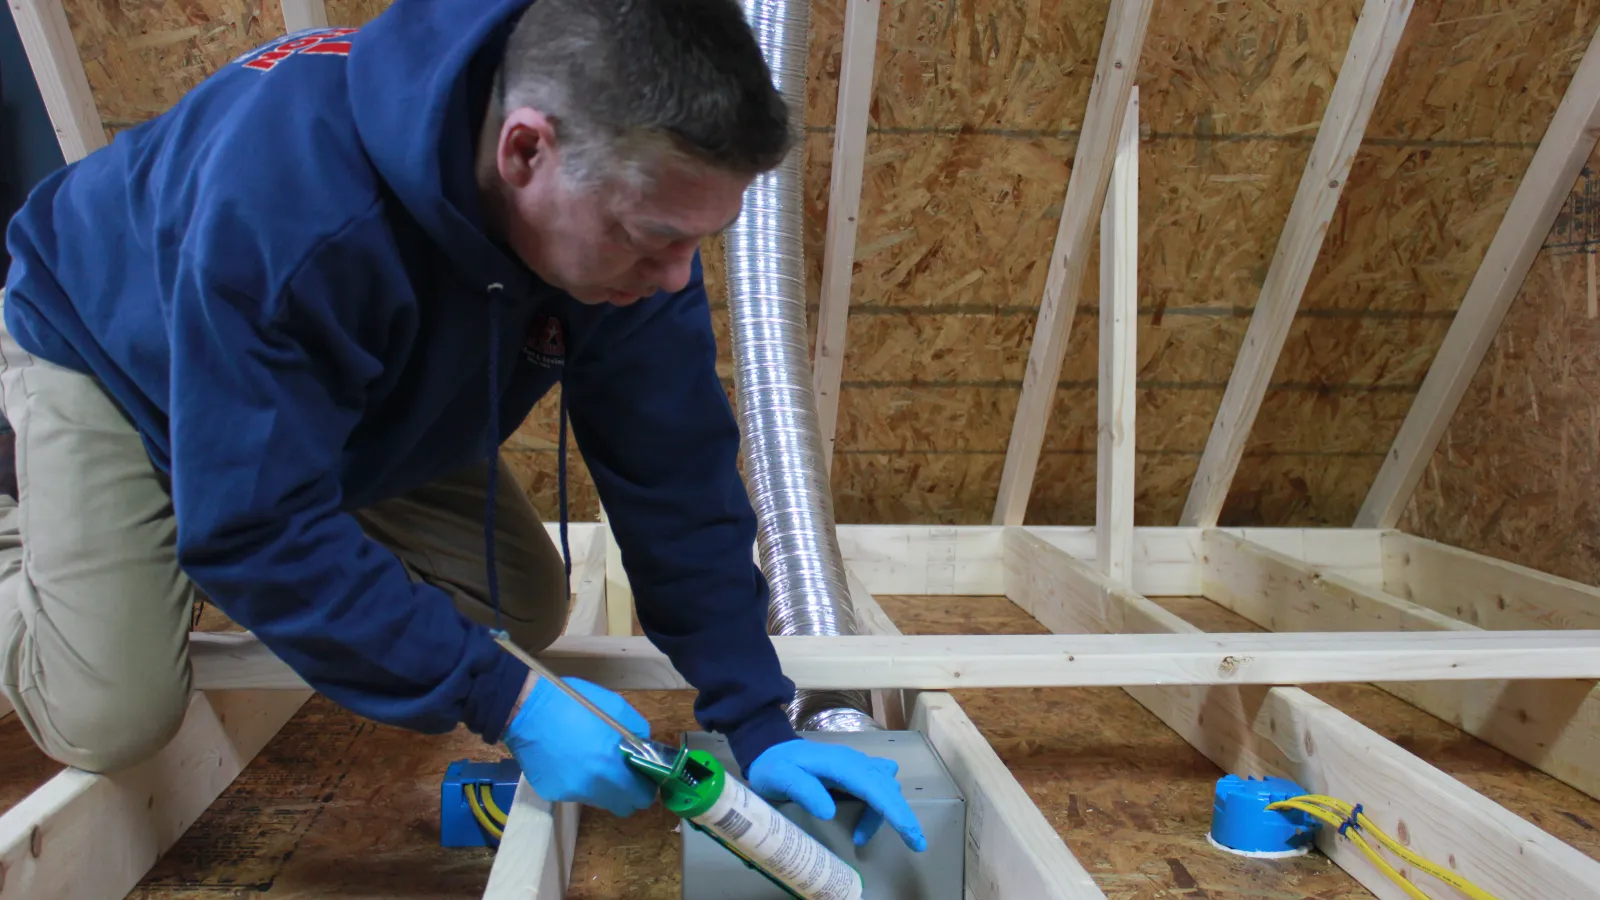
[479,784,510,827]
[465,783,504,841]
[1267,795,1499,900]
[1287,795,1498,900]
[1268,800,1429,900]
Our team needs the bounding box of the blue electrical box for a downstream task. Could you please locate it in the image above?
[1209,775,1320,857]
[441,758,523,847]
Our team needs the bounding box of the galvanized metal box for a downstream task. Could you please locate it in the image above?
[680,730,966,899]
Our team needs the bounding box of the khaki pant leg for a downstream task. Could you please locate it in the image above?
[0,308,195,774]
[353,456,570,654]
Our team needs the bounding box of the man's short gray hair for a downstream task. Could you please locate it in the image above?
[495,0,792,186]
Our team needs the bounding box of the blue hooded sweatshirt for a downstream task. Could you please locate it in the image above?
[1,0,800,773]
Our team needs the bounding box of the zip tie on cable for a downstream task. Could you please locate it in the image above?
[1339,803,1363,837]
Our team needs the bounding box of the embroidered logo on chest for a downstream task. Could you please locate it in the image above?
[523,315,566,368]
[237,28,358,72]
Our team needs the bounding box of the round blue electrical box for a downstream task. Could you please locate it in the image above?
[1208,775,1319,857]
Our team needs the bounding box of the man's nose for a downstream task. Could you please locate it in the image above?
[650,243,698,294]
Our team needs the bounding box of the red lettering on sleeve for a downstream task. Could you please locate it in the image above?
[301,41,353,55]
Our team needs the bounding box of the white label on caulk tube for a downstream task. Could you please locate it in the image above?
[693,775,866,900]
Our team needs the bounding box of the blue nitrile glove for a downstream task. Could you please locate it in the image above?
[747,738,928,851]
[502,675,658,818]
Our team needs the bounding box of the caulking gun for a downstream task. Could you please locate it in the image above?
[491,630,868,900]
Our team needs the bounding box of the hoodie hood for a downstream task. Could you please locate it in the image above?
[348,0,538,299]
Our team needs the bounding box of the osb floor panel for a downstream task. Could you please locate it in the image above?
[1154,595,1600,863]
[0,596,1591,897]
[876,595,1368,900]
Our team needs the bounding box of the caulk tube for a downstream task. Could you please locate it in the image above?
[633,747,866,900]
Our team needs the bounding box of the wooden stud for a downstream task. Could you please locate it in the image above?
[1181,0,1414,527]
[8,0,104,162]
[992,0,1154,526]
[1357,20,1600,527]
[811,0,880,473]
[1003,527,1600,899]
[1096,87,1139,582]
[280,0,330,31]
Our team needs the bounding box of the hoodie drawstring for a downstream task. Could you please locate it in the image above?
[483,283,572,642]
[557,378,571,599]
[485,284,505,635]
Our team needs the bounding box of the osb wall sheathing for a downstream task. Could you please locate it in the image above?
[1400,144,1600,587]
[800,0,1600,527]
[61,0,284,141]
[55,0,1600,531]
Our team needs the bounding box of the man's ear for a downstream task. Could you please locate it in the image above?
[497,108,558,189]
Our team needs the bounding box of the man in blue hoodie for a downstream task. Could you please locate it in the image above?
[0,0,925,852]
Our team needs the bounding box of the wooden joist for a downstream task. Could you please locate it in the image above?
[1202,530,1600,801]
[480,526,609,898]
[1003,526,1600,900]
[1095,87,1138,583]
[0,689,309,899]
[598,506,634,637]
[189,627,1600,693]
[846,578,1106,899]
[1180,0,1413,527]
[1357,20,1600,527]
[1381,533,1600,632]
[992,0,1154,526]
[835,524,1385,597]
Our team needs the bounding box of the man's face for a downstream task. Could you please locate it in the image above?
[487,109,753,307]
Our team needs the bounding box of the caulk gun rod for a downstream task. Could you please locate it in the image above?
[490,630,654,759]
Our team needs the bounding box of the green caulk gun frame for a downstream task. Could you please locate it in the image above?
[491,630,870,900]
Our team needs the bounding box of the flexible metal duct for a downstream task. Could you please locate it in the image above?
[727,0,878,733]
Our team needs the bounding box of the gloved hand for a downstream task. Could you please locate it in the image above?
[747,739,927,851]
[502,674,658,817]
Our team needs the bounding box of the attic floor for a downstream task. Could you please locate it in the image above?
[0,596,1594,898]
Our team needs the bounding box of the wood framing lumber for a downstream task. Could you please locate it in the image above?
[811,0,880,473]
[1202,529,1600,800]
[991,0,1153,526]
[9,0,105,162]
[1381,533,1600,631]
[845,565,908,730]
[1003,526,1600,900]
[835,524,1384,597]
[1096,87,1138,583]
[0,688,309,899]
[482,778,577,900]
[280,0,330,31]
[1357,21,1600,527]
[565,522,610,638]
[599,506,633,637]
[480,544,606,899]
[910,694,1106,900]
[847,571,1104,898]
[1200,530,1470,636]
[188,628,1600,693]
[1180,0,1413,527]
